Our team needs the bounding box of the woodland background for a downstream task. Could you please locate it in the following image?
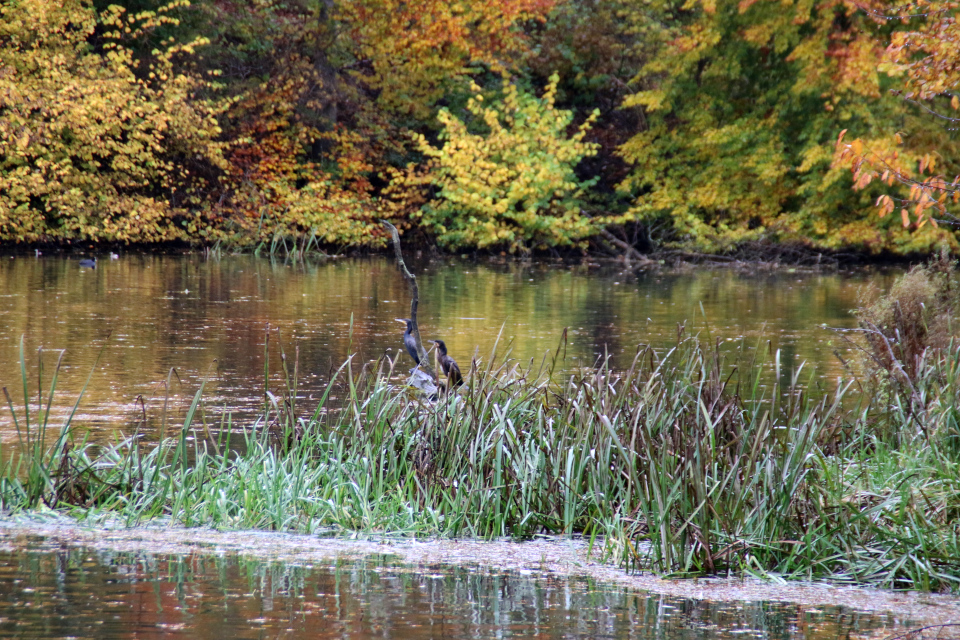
[1,0,958,256]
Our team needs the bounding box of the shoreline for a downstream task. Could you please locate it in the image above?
[0,242,928,270]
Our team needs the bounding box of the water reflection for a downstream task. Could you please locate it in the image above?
[0,255,897,440]
[0,543,908,639]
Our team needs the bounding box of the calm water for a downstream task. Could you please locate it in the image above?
[0,254,895,441]
[0,541,911,639]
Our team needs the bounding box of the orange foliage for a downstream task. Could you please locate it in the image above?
[207,0,559,246]
[835,0,960,238]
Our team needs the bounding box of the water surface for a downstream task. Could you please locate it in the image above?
[0,540,912,639]
[0,254,895,440]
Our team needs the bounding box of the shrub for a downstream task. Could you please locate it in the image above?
[855,251,959,386]
[411,73,600,252]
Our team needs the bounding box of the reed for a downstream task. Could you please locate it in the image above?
[0,337,103,510]
[2,331,959,591]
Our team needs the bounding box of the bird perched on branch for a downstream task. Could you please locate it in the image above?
[431,339,463,389]
[395,318,420,365]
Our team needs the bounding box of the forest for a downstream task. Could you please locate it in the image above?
[1,0,958,257]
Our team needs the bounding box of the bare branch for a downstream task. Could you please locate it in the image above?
[381,221,436,378]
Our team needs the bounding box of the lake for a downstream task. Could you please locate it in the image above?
[0,254,895,441]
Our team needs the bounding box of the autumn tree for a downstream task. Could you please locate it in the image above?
[408,74,600,251]
[188,0,559,247]
[0,0,227,243]
[617,0,947,254]
[342,0,556,119]
[835,0,960,250]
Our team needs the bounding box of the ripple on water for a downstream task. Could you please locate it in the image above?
[0,255,899,444]
[0,521,957,639]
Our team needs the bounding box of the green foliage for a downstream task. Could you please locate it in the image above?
[1,0,958,254]
[616,0,945,254]
[412,74,601,251]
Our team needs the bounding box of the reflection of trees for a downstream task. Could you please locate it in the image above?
[0,257,896,440]
[3,547,897,639]
[418,264,882,379]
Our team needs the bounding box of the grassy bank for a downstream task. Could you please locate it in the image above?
[2,314,960,592]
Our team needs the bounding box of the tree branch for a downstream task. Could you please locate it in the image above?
[381,221,436,377]
[599,227,658,266]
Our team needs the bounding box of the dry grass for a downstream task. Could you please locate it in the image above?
[856,252,959,386]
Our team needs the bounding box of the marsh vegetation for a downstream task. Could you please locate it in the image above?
[2,260,960,592]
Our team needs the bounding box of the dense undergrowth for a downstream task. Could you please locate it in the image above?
[3,264,960,591]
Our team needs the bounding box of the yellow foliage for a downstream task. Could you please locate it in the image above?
[407,73,600,251]
[342,0,554,118]
[0,0,227,242]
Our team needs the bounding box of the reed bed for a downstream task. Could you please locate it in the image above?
[2,332,960,591]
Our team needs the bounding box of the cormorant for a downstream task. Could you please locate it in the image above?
[79,258,97,268]
[395,318,420,365]
[431,339,463,388]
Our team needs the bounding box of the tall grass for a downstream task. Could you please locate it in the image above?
[2,327,960,591]
[0,337,103,508]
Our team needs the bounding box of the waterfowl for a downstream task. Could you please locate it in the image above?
[395,318,420,365]
[431,339,463,389]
